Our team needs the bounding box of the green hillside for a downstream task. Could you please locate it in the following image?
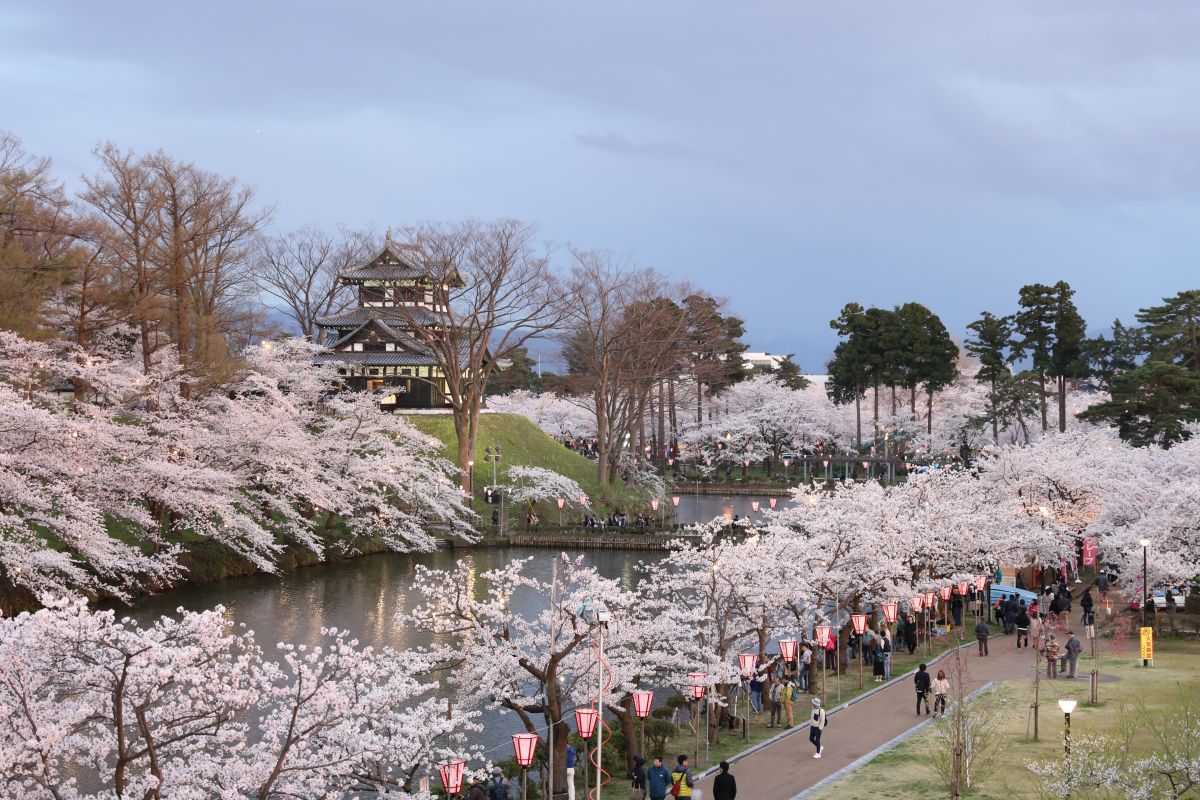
[403,412,632,510]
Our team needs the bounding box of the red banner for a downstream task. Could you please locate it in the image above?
[1082,537,1097,566]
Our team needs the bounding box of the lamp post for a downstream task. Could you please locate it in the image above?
[1140,538,1151,667]
[940,586,953,636]
[575,707,598,800]
[815,625,832,707]
[485,446,503,533]
[651,498,661,528]
[557,497,565,527]
[974,575,987,621]
[688,672,707,767]
[512,734,539,800]
[437,759,467,800]
[851,614,867,688]
[1058,698,1076,759]
[632,690,653,756]
[671,496,680,528]
[924,592,936,654]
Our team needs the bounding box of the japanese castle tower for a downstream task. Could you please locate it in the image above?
[314,234,456,410]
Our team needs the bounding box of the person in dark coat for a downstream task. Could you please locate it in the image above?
[1003,595,1017,634]
[466,778,488,800]
[712,761,736,800]
[645,756,672,800]
[914,663,932,715]
[904,614,918,654]
[1080,589,1094,624]
[630,755,646,800]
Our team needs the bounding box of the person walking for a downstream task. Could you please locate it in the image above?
[1030,612,1044,651]
[781,677,796,729]
[1003,595,1017,635]
[809,698,827,758]
[670,756,694,800]
[1062,631,1081,678]
[931,669,950,718]
[974,618,989,656]
[1080,589,1094,625]
[487,768,509,800]
[1015,604,1030,649]
[1096,572,1109,600]
[914,663,932,716]
[800,644,812,692]
[566,745,577,800]
[646,757,671,800]
[1043,634,1060,679]
[767,677,782,728]
[712,761,736,800]
[951,593,963,628]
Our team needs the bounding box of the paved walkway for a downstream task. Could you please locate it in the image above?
[695,631,1075,800]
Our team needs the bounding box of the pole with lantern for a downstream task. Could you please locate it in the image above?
[687,672,707,767]
[778,638,798,681]
[924,591,936,655]
[437,759,467,800]
[911,595,924,652]
[671,496,680,528]
[575,707,598,800]
[651,498,661,528]
[512,734,539,800]
[737,653,757,739]
[974,575,987,622]
[939,586,953,637]
[632,690,653,757]
[814,625,832,707]
[556,497,565,528]
[850,614,867,688]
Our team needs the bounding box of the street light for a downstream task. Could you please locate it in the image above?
[1058,698,1077,758]
[632,690,654,756]
[512,733,539,800]
[437,759,467,800]
[737,653,757,738]
[815,625,832,707]
[556,497,565,527]
[467,460,475,506]
[851,614,868,688]
[688,672,707,767]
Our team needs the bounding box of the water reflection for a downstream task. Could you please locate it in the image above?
[124,547,667,758]
[671,493,796,525]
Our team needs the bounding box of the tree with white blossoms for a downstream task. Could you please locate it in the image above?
[505,465,584,508]
[0,331,472,603]
[0,597,481,799]
[486,390,598,440]
[400,554,692,798]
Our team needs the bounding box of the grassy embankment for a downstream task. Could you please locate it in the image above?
[810,637,1200,799]
[403,413,649,521]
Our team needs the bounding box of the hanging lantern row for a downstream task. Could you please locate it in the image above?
[777,638,798,662]
[438,759,467,795]
[575,706,599,739]
[738,653,758,676]
[911,595,924,613]
[957,581,969,596]
[882,601,899,624]
[850,613,867,635]
[815,625,833,648]
[688,671,708,699]
[939,586,952,602]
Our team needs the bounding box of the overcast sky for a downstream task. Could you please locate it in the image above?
[4,1,1199,369]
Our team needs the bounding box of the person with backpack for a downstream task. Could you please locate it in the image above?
[670,755,694,799]
[1015,604,1030,649]
[780,676,796,728]
[488,768,509,800]
[914,663,932,716]
[630,755,646,800]
[974,618,989,656]
[712,761,736,800]
[931,669,950,718]
[646,756,672,800]
[1061,631,1082,678]
[1096,572,1109,600]
[748,671,764,714]
[809,698,827,758]
[767,677,782,728]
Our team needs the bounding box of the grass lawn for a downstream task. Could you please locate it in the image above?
[403,413,647,513]
[809,638,1200,799]
[661,624,1003,772]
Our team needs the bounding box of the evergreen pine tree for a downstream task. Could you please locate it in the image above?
[965,311,1013,444]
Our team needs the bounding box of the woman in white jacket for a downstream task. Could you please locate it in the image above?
[931,669,951,718]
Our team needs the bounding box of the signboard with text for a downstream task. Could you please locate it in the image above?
[1140,627,1154,661]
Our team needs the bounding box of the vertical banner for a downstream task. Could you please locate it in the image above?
[1082,537,1097,566]
[1140,627,1154,661]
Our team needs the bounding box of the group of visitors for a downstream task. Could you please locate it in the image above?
[913,664,951,718]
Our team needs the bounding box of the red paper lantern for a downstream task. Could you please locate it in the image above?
[939,586,952,602]
[974,575,987,591]
[862,461,869,469]
[575,707,599,738]
[821,459,830,468]
[769,498,778,509]
[579,494,588,506]
[957,581,968,597]
[882,601,899,623]
[924,591,936,607]
[672,496,680,507]
[851,613,867,635]
[911,596,924,613]
[438,759,467,795]
[668,458,675,466]
[556,497,566,509]
[512,733,539,767]
[632,690,654,718]
[751,501,760,513]
[651,499,660,511]
[815,625,832,647]
[738,653,758,675]
[743,459,751,468]
[777,638,798,662]
[688,671,708,700]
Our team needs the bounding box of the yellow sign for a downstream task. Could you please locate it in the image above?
[1140,627,1154,661]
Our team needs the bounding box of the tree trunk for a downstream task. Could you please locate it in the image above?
[657,381,667,468]
[696,378,703,426]
[990,378,999,444]
[668,379,678,456]
[927,389,934,436]
[891,385,897,417]
[1038,371,1048,431]
[910,385,917,421]
[855,389,862,450]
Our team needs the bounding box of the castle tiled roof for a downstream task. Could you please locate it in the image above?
[315,305,444,329]
[314,351,442,367]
